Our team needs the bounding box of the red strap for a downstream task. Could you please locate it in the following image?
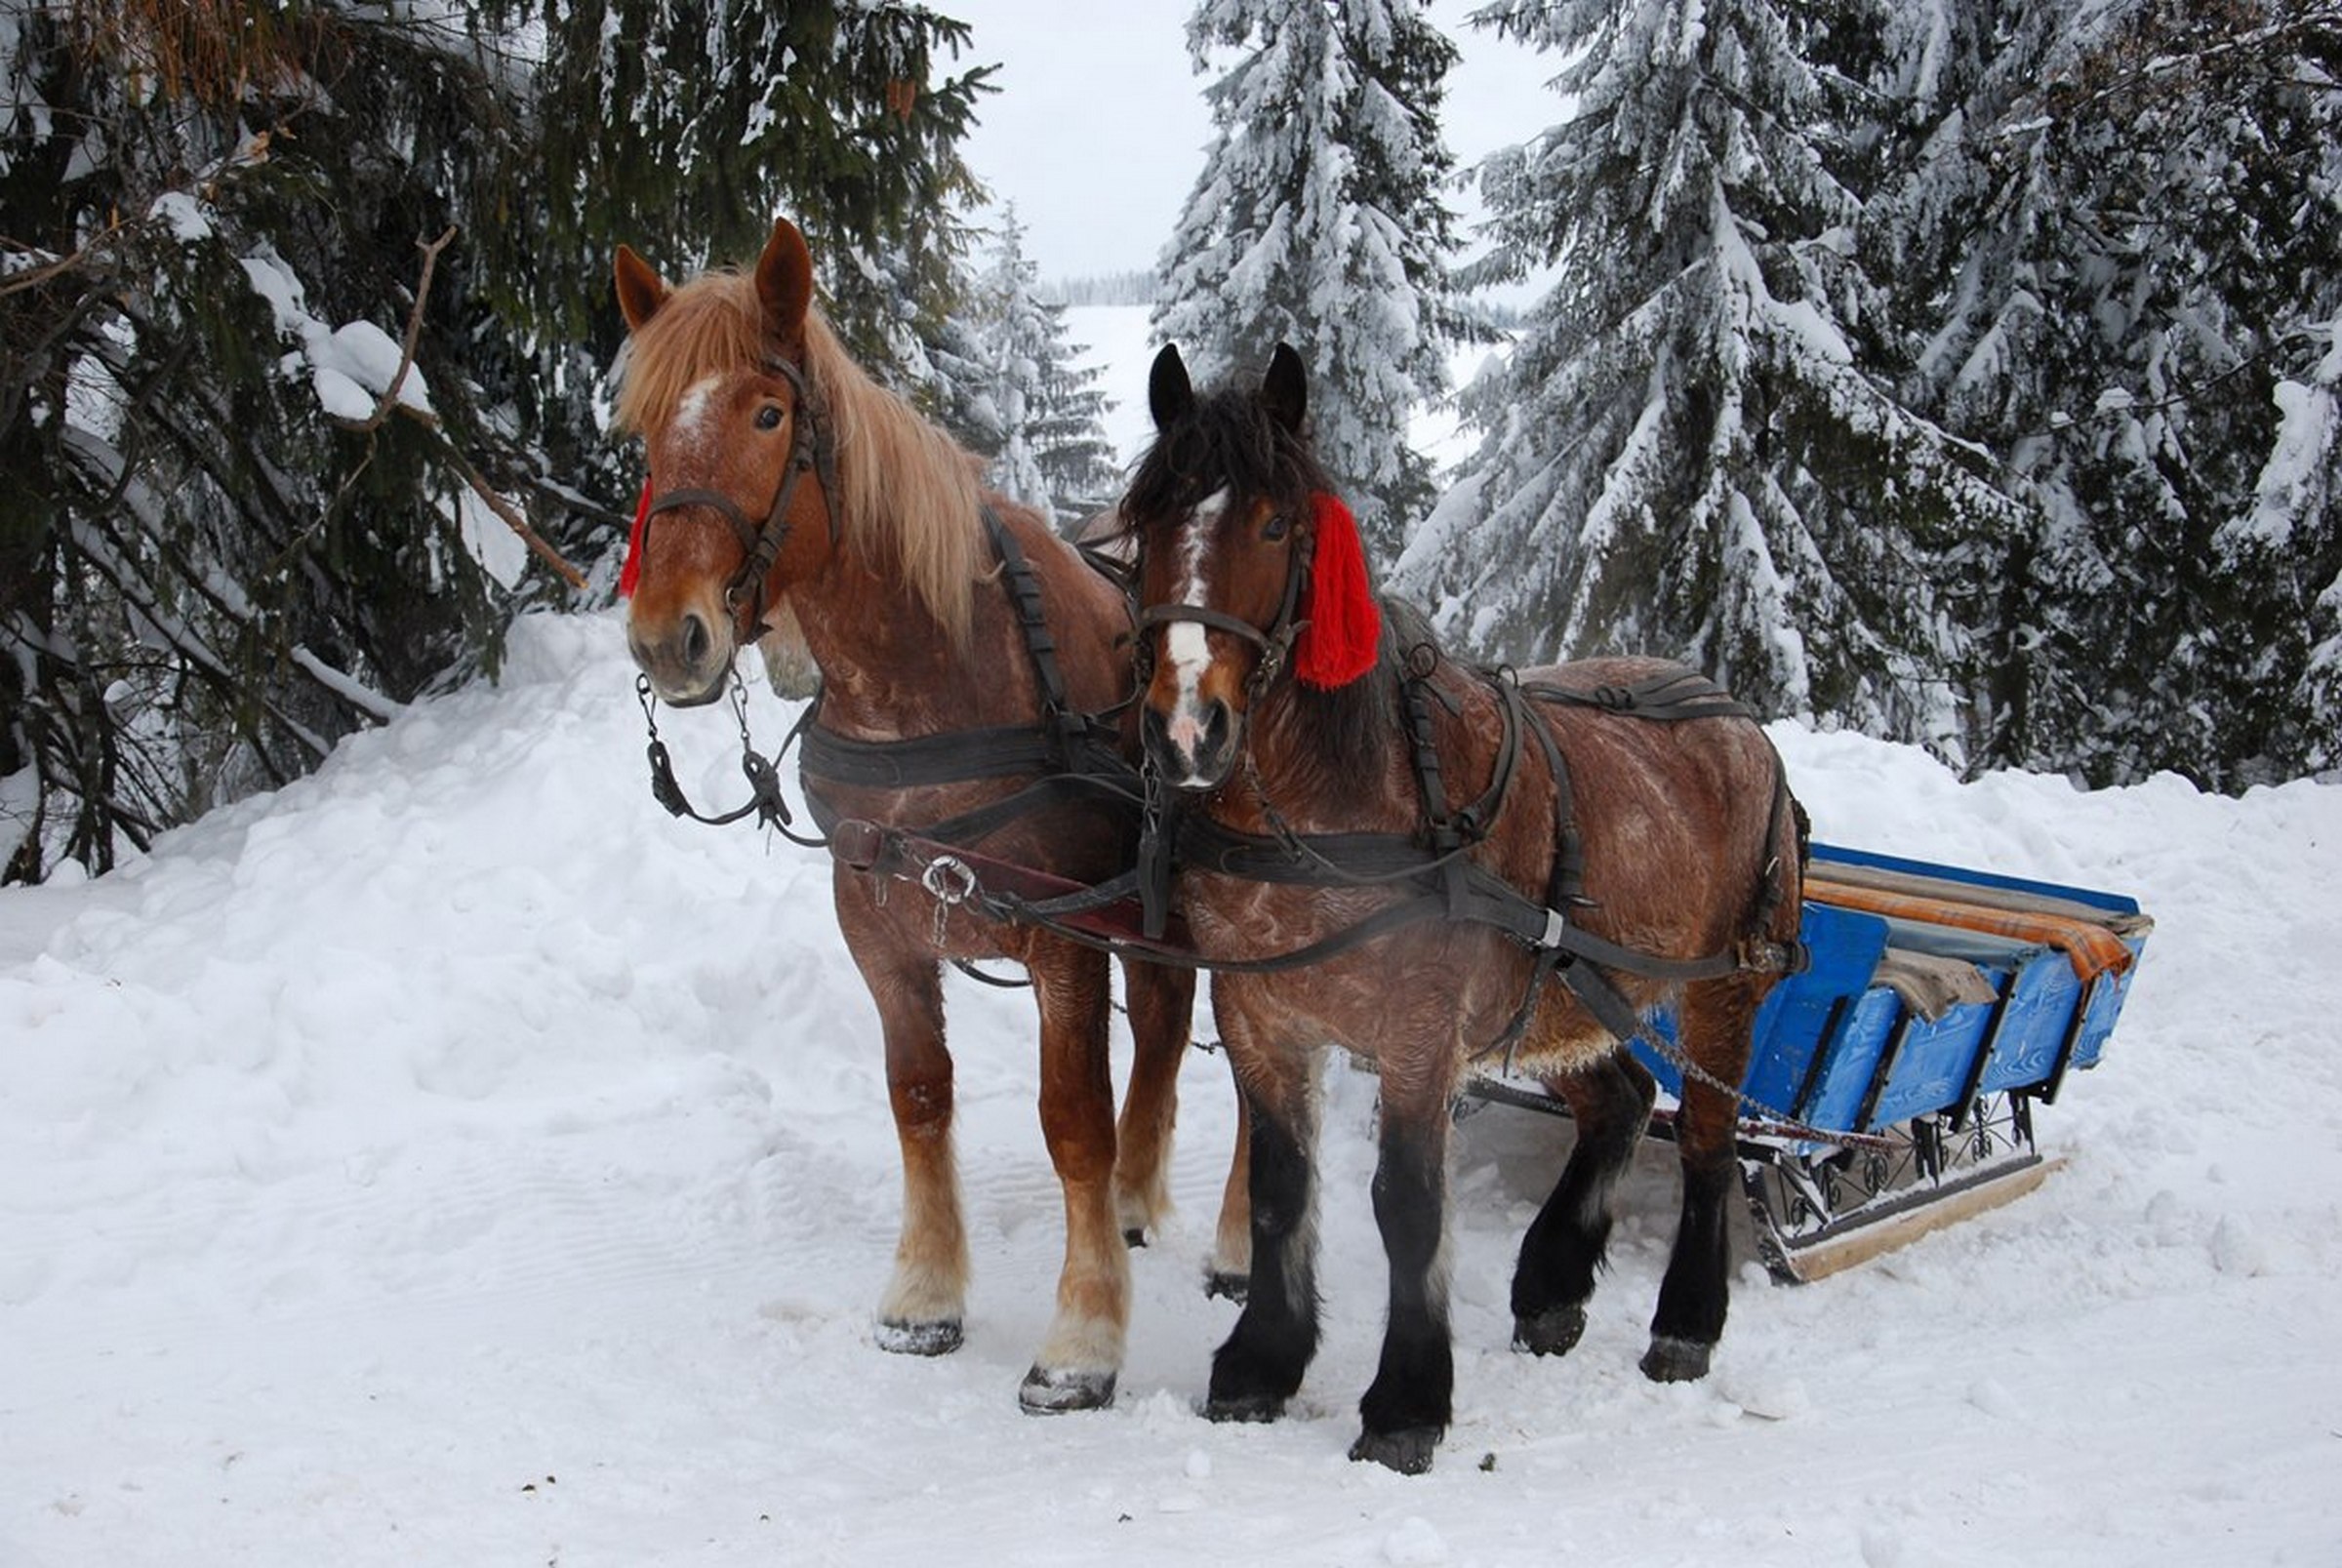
[1294,491,1380,689]
[619,478,652,598]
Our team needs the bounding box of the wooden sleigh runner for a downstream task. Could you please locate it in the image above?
[1465,842,2154,1283]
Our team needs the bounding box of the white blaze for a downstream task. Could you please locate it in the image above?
[671,376,723,458]
[1162,489,1228,768]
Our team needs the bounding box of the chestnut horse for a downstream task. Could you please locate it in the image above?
[1125,343,1805,1472]
[614,217,1234,1413]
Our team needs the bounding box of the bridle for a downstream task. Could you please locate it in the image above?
[639,352,842,646]
[1130,500,1314,706]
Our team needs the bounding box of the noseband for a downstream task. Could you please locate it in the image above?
[642,353,841,643]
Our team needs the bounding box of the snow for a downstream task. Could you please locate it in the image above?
[7,332,2342,1564]
[240,249,435,423]
[6,611,2340,1564]
[456,486,532,594]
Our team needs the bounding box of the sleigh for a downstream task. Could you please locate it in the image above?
[1462,842,2154,1283]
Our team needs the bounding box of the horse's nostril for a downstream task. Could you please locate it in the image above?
[681,613,711,669]
[1202,700,1231,758]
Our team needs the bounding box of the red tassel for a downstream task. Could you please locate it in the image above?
[619,478,652,598]
[1294,491,1380,689]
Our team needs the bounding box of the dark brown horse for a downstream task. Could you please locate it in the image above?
[613,217,1235,1412]
[1125,343,1805,1472]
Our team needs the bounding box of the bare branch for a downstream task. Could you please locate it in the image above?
[321,225,586,590]
[339,224,455,434]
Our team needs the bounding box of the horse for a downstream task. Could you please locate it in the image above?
[612,216,1241,1413]
[1122,342,1806,1472]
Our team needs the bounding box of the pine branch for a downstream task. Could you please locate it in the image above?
[330,225,586,590]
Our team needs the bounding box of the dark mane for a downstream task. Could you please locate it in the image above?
[1127,383,1400,782]
[1126,382,1332,524]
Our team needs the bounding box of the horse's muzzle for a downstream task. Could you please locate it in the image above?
[1143,697,1237,789]
[628,609,731,706]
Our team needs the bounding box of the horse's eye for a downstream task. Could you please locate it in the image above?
[755,404,785,431]
[1263,511,1292,543]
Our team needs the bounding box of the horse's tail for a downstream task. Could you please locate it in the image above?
[1748,740,1809,958]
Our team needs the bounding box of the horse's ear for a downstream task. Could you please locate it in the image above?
[755,219,816,343]
[1149,343,1193,431]
[1262,342,1307,435]
[614,245,669,333]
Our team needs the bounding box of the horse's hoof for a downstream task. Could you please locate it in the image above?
[1349,1426,1440,1475]
[1640,1335,1714,1383]
[1204,1269,1250,1304]
[1202,1390,1284,1425]
[875,1317,963,1356]
[1020,1365,1116,1414]
[1512,1305,1587,1357]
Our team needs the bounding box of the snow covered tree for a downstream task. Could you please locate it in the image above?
[1399,0,2336,788]
[1153,0,1472,560]
[0,0,992,883]
[2,1,536,884]
[1869,0,2342,787]
[1398,0,2019,757]
[972,208,1120,527]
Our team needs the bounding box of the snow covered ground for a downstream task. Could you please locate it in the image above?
[6,311,2341,1563]
[5,608,2338,1566]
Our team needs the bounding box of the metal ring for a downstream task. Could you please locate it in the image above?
[921,855,977,906]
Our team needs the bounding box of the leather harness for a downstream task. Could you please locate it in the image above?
[633,426,1802,1078]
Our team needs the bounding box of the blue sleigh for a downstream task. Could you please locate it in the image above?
[1469,843,2154,1282]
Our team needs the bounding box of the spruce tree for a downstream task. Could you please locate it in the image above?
[1399,0,2018,756]
[2,1,533,883]
[974,208,1120,528]
[0,0,994,883]
[1153,0,1471,560]
[1869,0,2342,786]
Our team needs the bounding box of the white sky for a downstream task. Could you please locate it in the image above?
[941,0,1564,282]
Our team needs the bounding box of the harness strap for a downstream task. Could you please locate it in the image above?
[987,506,1125,773]
[796,507,1139,866]
[1135,602,1280,652]
[799,722,1077,791]
[1522,667,1756,722]
[806,767,1145,849]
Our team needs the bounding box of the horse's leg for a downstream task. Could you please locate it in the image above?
[1111,957,1192,1245]
[1021,941,1130,1413]
[1643,976,1761,1383]
[850,933,967,1357]
[1206,1086,1252,1301]
[1205,1017,1320,1423]
[1511,1050,1657,1356]
[1349,1058,1457,1475]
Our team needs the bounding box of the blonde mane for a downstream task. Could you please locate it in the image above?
[613,270,983,645]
